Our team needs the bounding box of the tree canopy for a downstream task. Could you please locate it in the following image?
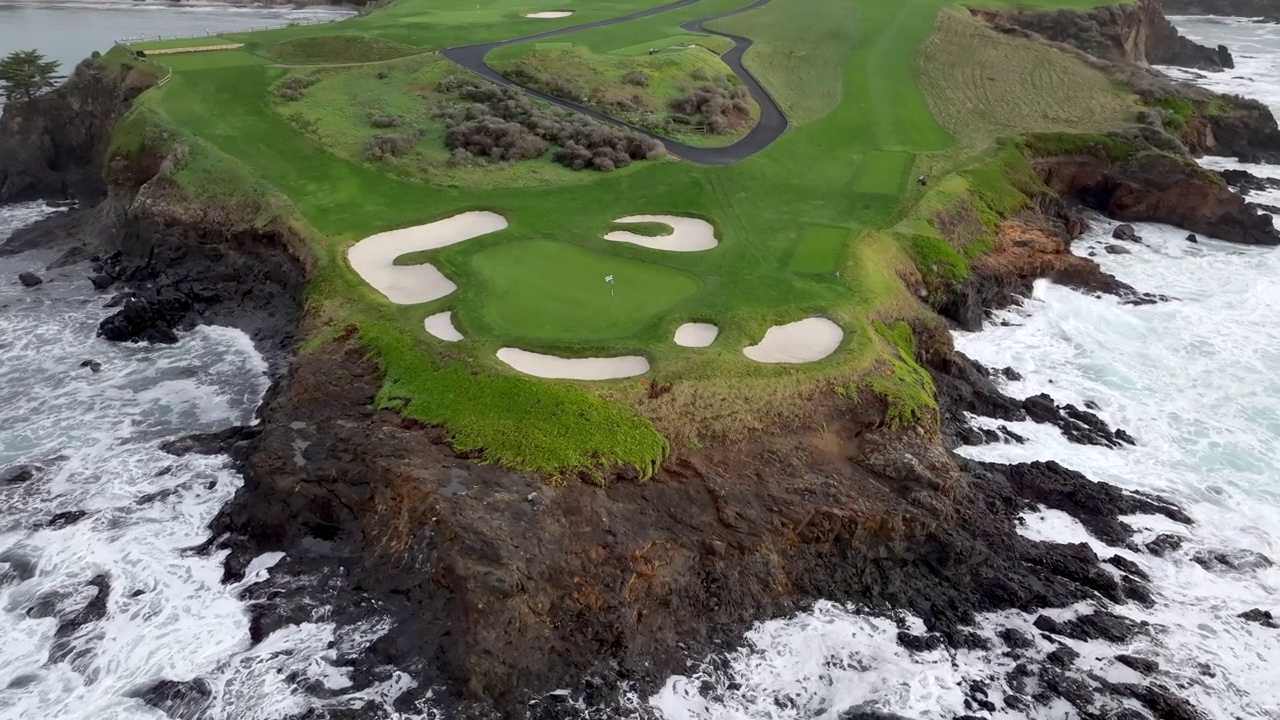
[0,50,63,104]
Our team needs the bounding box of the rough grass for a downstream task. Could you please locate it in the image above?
[269,55,602,189]
[706,0,858,125]
[916,8,1137,143]
[268,34,423,65]
[489,44,760,146]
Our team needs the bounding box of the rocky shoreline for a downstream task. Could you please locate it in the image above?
[3,2,1280,718]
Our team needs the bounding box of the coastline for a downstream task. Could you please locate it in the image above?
[3,1,1280,717]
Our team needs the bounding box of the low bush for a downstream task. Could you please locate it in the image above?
[364,129,423,161]
[667,84,751,134]
[274,74,318,101]
[368,114,403,128]
[623,71,649,87]
[432,74,665,171]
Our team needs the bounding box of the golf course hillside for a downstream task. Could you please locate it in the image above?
[114,0,1139,477]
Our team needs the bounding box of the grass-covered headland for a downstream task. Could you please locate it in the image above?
[115,0,1138,478]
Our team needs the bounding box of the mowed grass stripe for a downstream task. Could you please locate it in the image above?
[852,151,914,196]
[789,226,851,274]
[469,240,703,343]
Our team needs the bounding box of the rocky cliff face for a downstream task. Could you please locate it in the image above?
[1031,129,1280,246]
[0,58,153,204]
[982,0,1233,70]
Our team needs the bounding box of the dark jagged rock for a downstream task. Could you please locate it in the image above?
[160,425,261,461]
[1,465,37,485]
[1192,548,1274,573]
[1117,654,1160,674]
[130,678,213,720]
[48,574,111,664]
[1145,533,1186,556]
[1046,645,1081,667]
[1001,461,1191,546]
[1000,366,1023,382]
[43,510,89,529]
[18,271,42,287]
[90,273,115,291]
[79,359,102,373]
[1238,608,1280,628]
[97,294,189,345]
[1105,243,1133,254]
[1186,233,1199,243]
[1107,554,1150,581]
[999,627,1036,650]
[1022,393,1138,448]
[1112,223,1137,240]
[1218,167,1280,195]
[1034,610,1145,644]
[1102,682,1208,720]
[837,705,915,720]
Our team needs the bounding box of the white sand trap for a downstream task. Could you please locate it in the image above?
[743,317,843,364]
[674,322,718,348]
[524,10,574,18]
[497,348,649,380]
[604,215,719,252]
[347,211,507,305]
[424,311,463,342]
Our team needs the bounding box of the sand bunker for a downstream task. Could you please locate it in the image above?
[497,348,649,380]
[423,311,463,342]
[348,211,508,304]
[674,322,718,348]
[604,215,719,252]
[743,317,843,364]
[524,10,574,18]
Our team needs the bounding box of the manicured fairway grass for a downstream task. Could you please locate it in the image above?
[124,0,1140,474]
[469,239,702,343]
[789,226,852,275]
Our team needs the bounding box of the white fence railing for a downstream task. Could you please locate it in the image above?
[115,17,339,46]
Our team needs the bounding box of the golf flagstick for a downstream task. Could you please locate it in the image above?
[605,274,615,297]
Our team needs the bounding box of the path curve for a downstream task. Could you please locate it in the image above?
[440,0,787,165]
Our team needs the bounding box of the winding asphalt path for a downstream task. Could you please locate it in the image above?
[440,0,787,165]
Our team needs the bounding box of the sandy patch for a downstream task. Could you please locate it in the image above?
[743,317,843,364]
[604,215,719,252]
[144,43,245,55]
[524,10,574,18]
[674,322,718,348]
[497,348,649,380]
[347,211,508,305]
[424,311,463,342]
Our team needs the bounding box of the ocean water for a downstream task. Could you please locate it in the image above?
[649,16,1280,720]
[0,0,353,72]
[0,209,427,717]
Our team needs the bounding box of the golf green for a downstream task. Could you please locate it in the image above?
[469,240,703,343]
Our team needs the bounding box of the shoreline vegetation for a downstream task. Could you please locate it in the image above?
[4,0,1280,715]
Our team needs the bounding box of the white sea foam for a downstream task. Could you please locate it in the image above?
[0,207,431,718]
